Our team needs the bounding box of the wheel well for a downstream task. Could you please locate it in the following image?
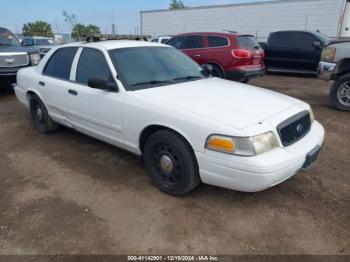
[26,91,36,104]
[336,59,350,76]
[139,125,192,153]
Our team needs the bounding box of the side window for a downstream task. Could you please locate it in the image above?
[76,48,113,86]
[295,33,316,49]
[208,36,229,47]
[269,33,296,48]
[23,38,34,46]
[151,38,158,43]
[166,37,185,49]
[43,47,78,80]
[183,35,203,49]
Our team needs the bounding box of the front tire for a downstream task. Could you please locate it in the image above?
[330,73,350,112]
[30,94,59,133]
[143,130,201,196]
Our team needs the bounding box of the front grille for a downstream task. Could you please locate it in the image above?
[0,53,29,68]
[277,111,311,146]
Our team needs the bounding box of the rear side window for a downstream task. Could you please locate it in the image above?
[237,36,260,49]
[268,33,296,48]
[208,36,229,47]
[76,48,113,85]
[44,47,78,80]
[183,35,203,49]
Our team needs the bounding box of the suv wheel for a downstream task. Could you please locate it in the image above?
[30,94,59,133]
[210,64,224,79]
[143,130,201,196]
[330,73,350,112]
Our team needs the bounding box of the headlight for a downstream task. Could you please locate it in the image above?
[321,47,336,63]
[206,132,279,156]
[30,53,41,65]
[309,107,315,123]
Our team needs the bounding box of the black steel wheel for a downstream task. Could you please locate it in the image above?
[143,130,201,196]
[30,94,59,133]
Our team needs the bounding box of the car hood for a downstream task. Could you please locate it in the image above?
[134,78,302,130]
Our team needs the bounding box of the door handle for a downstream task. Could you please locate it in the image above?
[39,81,45,86]
[68,89,78,96]
[193,54,201,58]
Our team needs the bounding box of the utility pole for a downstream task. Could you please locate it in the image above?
[112,17,116,35]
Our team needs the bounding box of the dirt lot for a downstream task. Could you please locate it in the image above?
[0,74,349,255]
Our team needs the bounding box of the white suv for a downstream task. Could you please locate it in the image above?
[14,39,324,195]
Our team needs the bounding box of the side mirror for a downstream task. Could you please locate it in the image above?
[313,41,322,49]
[201,64,214,77]
[88,77,118,91]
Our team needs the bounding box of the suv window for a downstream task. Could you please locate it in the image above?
[268,32,296,48]
[44,47,78,80]
[183,35,203,49]
[76,48,113,85]
[295,33,316,49]
[167,36,186,49]
[237,36,260,49]
[208,36,229,47]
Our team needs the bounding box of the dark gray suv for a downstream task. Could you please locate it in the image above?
[0,27,41,86]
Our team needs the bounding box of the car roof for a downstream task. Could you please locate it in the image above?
[173,32,254,38]
[62,40,168,50]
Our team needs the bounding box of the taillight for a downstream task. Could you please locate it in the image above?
[232,49,252,59]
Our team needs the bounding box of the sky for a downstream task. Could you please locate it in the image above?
[0,0,273,35]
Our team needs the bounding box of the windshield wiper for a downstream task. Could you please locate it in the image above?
[131,80,173,87]
[173,75,203,81]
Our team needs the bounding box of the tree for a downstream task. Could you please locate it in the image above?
[62,11,80,40]
[169,0,186,9]
[71,24,101,40]
[22,21,54,37]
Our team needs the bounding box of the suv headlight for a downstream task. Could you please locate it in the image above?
[206,132,279,156]
[321,47,336,63]
[30,53,41,65]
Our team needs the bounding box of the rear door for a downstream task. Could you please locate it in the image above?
[41,47,79,124]
[265,32,298,70]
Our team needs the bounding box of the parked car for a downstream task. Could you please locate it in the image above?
[22,36,57,57]
[14,39,324,195]
[151,35,172,44]
[165,32,265,82]
[0,27,41,86]
[318,38,350,111]
[265,31,330,74]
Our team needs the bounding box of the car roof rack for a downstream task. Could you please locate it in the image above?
[82,34,151,42]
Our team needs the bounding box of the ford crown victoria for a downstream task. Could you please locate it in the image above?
[14,39,324,195]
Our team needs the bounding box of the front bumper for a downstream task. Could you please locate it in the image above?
[226,67,265,82]
[317,61,336,81]
[195,121,325,192]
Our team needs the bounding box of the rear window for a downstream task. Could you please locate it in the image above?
[237,36,260,49]
[268,33,296,47]
[208,36,229,47]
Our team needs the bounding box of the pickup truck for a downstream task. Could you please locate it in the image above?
[265,30,330,74]
[318,39,350,111]
[0,27,41,86]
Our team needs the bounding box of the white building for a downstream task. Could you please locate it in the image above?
[141,0,349,41]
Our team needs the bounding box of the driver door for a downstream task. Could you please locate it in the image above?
[67,47,124,145]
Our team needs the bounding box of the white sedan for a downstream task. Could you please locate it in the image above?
[14,39,325,195]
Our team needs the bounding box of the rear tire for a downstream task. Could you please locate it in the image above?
[209,64,224,79]
[330,73,350,112]
[30,94,60,133]
[143,130,201,196]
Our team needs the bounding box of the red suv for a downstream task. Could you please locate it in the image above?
[166,32,265,82]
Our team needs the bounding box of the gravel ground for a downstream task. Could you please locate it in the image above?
[0,74,349,255]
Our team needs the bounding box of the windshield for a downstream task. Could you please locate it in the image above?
[0,28,20,46]
[35,39,55,46]
[109,47,205,90]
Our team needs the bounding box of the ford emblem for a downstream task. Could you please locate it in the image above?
[296,124,305,134]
